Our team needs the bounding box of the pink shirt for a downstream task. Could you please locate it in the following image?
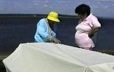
[75,14,101,49]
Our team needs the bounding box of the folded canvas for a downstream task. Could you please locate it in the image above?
[3,43,114,72]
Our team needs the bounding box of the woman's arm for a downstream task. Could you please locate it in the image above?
[89,16,101,37]
[89,27,100,37]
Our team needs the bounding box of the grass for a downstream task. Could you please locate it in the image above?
[0,60,6,72]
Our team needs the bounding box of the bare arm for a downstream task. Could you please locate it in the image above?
[89,27,100,37]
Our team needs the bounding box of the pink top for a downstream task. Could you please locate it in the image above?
[75,14,101,49]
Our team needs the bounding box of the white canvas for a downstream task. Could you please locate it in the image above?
[3,43,114,72]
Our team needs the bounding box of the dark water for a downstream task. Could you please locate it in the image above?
[0,14,114,72]
[0,14,114,54]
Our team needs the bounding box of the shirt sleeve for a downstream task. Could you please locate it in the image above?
[92,17,101,28]
[51,30,56,37]
[37,19,49,39]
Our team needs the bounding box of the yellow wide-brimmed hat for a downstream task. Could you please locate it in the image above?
[47,11,60,22]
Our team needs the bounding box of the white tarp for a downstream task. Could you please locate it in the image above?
[3,43,114,72]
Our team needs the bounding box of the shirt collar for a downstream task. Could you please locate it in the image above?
[84,13,93,21]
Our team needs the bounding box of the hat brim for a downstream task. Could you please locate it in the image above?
[47,17,60,22]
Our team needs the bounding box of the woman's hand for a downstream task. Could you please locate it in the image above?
[89,27,100,38]
[51,37,61,44]
[89,33,94,38]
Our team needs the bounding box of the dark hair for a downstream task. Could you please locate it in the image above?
[75,4,90,16]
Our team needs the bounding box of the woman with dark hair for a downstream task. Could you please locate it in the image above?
[75,4,101,50]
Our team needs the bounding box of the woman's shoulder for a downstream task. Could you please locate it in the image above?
[39,18,46,22]
[90,14,98,20]
[38,18,47,25]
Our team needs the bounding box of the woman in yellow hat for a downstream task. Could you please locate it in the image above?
[34,11,61,43]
